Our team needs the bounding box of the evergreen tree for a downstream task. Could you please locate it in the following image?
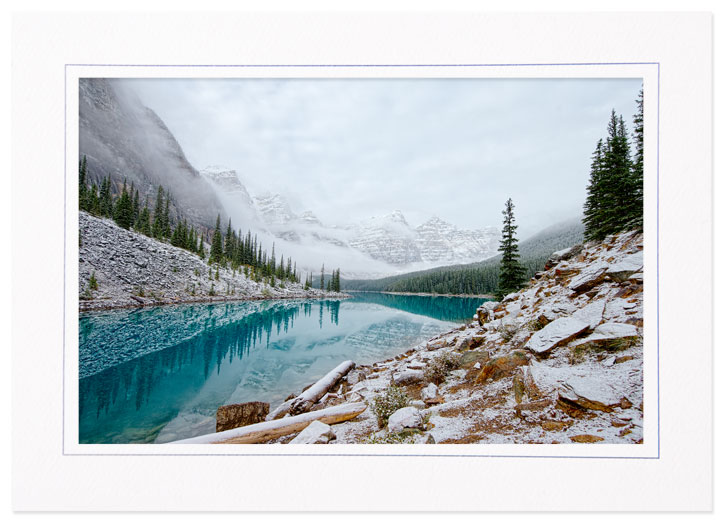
[582,139,606,241]
[99,176,114,218]
[210,214,224,264]
[136,200,151,236]
[496,198,525,300]
[88,183,100,215]
[224,219,234,261]
[152,186,165,239]
[162,193,171,238]
[132,188,140,225]
[320,264,325,290]
[583,108,640,240]
[78,155,88,210]
[627,88,644,232]
[113,179,134,229]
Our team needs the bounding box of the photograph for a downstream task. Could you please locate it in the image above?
[76,76,646,446]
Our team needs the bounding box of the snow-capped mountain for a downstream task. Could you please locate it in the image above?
[348,211,422,266]
[414,216,500,265]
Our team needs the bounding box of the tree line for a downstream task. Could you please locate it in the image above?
[583,89,644,241]
[78,158,342,290]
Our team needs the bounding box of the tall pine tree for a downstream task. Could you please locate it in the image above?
[496,198,525,300]
[210,214,224,264]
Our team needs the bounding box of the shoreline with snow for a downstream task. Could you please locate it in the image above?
[193,230,644,445]
[79,211,349,312]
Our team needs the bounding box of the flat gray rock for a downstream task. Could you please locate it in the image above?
[525,317,589,355]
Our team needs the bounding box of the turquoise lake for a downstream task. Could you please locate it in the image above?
[78,292,489,444]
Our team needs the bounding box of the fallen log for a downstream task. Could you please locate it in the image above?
[169,402,367,444]
[288,360,355,415]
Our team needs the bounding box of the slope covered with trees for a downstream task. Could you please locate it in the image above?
[342,217,584,295]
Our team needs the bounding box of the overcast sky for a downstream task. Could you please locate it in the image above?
[123,77,641,238]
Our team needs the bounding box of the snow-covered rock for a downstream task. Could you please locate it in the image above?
[392,369,426,385]
[568,263,609,292]
[606,252,643,282]
[524,317,590,355]
[387,407,423,433]
[571,322,639,350]
[289,421,336,444]
[421,383,439,401]
[572,298,607,329]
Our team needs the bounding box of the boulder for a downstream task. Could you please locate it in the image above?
[570,434,605,443]
[537,300,577,324]
[387,407,423,433]
[216,401,270,432]
[475,302,499,327]
[570,322,639,352]
[524,317,589,356]
[392,369,426,386]
[421,383,439,402]
[346,369,367,386]
[460,350,490,368]
[558,376,625,413]
[289,420,336,444]
[568,263,608,293]
[606,252,643,282]
[545,244,584,268]
[476,351,530,383]
[572,298,607,330]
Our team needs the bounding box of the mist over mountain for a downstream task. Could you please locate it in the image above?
[79,78,224,231]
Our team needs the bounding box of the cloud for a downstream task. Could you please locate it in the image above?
[123,77,642,238]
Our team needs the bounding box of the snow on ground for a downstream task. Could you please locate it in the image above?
[209,230,645,445]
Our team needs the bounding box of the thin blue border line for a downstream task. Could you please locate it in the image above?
[64,62,660,459]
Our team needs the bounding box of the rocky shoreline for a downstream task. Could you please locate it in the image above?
[79,211,348,312]
[192,230,644,445]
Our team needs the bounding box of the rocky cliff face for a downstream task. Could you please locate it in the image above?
[78,211,346,312]
[79,79,223,231]
[271,230,644,445]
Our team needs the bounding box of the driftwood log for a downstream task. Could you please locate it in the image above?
[267,360,356,421]
[170,402,367,444]
[288,360,355,415]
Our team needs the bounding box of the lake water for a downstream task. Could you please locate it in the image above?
[78,292,489,444]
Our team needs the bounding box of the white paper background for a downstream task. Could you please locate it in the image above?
[11,11,712,511]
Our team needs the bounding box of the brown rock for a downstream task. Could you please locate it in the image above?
[460,350,490,368]
[620,397,633,409]
[570,434,605,443]
[475,351,530,383]
[513,369,526,404]
[611,417,628,428]
[216,401,270,432]
[542,420,569,431]
[614,355,635,364]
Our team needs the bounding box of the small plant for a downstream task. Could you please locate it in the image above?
[133,285,145,297]
[208,267,212,279]
[526,318,547,332]
[88,271,98,291]
[171,266,178,273]
[79,286,93,300]
[214,266,219,280]
[261,287,272,298]
[496,322,519,342]
[209,283,216,296]
[423,351,461,385]
[364,430,419,444]
[194,268,200,277]
[371,385,410,428]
